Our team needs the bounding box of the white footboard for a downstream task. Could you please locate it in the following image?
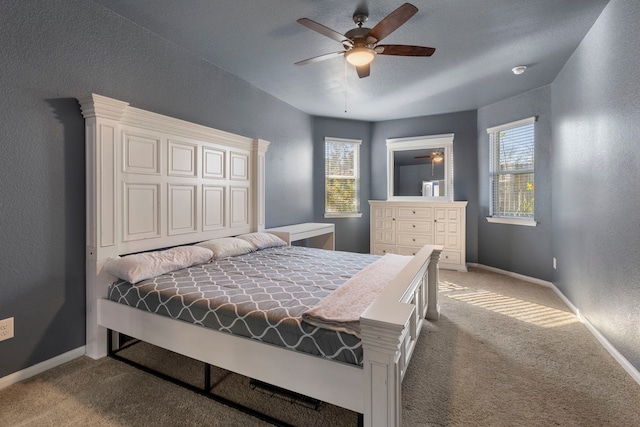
[360,244,442,427]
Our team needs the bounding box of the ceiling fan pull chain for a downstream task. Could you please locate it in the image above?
[344,59,348,113]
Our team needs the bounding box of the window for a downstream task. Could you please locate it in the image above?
[325,137,362,218]
[487,117,537,226]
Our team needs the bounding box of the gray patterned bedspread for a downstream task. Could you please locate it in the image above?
[108,246,380,365]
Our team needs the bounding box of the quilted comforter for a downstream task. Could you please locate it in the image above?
[108,246,380,365]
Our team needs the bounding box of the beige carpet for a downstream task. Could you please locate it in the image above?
[2,268,640,426]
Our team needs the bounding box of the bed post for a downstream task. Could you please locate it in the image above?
[79,94,129,359]
[426,247,442,320]
[360,317,409,427]
[251,139,270,232]
[360,245,443,426]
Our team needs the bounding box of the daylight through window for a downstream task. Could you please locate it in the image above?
[325,138,361,218]
[487,117,536,222]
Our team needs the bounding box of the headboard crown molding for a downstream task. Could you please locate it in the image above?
[253,138,271,153]
[78,93,129,121]
[79,93,257,150]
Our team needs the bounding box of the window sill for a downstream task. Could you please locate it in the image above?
[486,217,537,227]
[324,212,363,219]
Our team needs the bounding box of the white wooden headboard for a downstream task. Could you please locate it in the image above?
[78,93,270,357]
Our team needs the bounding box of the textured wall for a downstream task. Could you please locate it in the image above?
[0,0,313,378]
[551,0,640,370]
[312,117,372,253]
[477,86,553,281]
[370,111,479,263]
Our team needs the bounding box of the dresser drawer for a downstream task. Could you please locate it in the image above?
[371,244,397,256]
[397,207,433,220]
[397,233,431,247]
[397,221,431,233]
[396,246,422,256]
[440,250,461,265]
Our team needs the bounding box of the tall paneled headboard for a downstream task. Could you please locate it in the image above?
[78,93,270,357]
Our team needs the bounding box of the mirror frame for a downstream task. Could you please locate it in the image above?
[386,133,454,201]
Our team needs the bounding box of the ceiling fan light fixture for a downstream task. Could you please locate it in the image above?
[345,47,376,66]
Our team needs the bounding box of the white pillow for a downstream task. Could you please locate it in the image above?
[195,237,255,259]
[103,246,213,284]
[236,232,287,250]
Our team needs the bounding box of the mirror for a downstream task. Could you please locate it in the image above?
[386,134,454,201]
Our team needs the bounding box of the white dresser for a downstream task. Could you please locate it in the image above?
[369,200,468,271]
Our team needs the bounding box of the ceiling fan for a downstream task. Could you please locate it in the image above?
[295,2,435,78]
[415,150,444,175]
[414,150,443,161]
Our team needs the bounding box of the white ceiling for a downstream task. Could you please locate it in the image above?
[93,0,609,121]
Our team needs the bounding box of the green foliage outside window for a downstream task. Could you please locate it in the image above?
[326,178,356,212]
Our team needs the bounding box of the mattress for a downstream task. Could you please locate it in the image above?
[107,246,380,365]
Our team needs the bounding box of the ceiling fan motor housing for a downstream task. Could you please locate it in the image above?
[344,27,377,49]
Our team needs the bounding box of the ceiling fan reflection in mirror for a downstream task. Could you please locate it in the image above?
[415,150,444,175]
[295,2,436,78]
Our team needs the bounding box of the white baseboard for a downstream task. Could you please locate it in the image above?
[0,346,86,390]
[547,285,640,386]
[467,263,554,288]
[469,263,640,386]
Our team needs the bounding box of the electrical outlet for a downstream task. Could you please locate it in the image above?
[0,317,14,342]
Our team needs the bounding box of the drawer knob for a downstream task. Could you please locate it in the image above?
[413,210,416,214]
[412,224,415,228]
[412,238,415,242]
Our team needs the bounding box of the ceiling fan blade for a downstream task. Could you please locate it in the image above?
[377,45,435,56]
[297,18,352,46]
[295,51,345,66]
[368,3,418,43]
[356,64,370,78]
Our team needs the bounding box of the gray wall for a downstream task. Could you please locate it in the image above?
[477,86,553,281]
[312,117,372,253]
[551,0,640,369]
[0,0,314,378]
[370,111,479,263]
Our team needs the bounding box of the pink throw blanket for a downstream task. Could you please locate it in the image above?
[302,253,412,337]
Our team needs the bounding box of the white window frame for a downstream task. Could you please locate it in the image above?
[324,137,362,218]
[486,117,537,226]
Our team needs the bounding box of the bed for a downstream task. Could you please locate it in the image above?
[79,93,442,427]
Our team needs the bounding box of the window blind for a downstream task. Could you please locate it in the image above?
[487,117,536,219]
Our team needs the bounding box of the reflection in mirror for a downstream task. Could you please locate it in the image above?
[393,148,445,196]
[386,134,454,201]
